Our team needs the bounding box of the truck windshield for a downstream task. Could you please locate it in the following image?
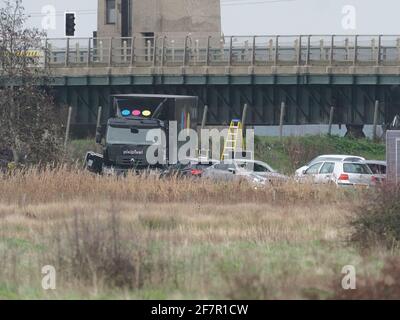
[106,127,162,145]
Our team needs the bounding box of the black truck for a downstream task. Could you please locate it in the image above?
[85,94,198,175]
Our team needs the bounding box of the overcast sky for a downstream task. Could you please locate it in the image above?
[17,0,400,37]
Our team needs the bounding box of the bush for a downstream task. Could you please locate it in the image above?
[282,136,335,171]
[351,184,400,249]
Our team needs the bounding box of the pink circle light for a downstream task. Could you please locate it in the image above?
[132,110,141,116]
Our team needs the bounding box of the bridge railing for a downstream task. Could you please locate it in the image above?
[44,35,400,68]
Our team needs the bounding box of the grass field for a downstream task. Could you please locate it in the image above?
[0,167,395,299]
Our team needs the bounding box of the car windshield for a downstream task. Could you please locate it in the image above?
[107,127,162,145]
[305,162,323,174]
[343,163,372,174]
[308,157,333,166]
[235,161,275,173]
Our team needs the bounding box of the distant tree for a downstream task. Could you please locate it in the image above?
[0,0,63,164]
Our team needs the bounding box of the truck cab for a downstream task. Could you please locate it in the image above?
[102,117,166,171]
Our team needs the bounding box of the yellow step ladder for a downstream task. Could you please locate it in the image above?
[221,119,244,161]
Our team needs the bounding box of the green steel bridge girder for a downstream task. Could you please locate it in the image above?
[47,73,400,135]
[51,74,400,87]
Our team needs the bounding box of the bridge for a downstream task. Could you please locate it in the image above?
[41,35,400,135]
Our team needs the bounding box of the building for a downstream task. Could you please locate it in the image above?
[97,0,221,39]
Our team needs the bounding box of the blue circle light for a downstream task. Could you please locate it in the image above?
[121,109,130,117]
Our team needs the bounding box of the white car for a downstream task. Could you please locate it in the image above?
[299,160,378,187]
[295,155,365,177]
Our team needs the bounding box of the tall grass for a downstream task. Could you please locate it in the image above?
[0,166,352,205]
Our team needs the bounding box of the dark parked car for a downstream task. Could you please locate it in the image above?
[365,160,387,182]
[160,159,218,178]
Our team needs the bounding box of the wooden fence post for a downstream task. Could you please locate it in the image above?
[64,106,73,149]
[279,102,286,140]
[328,107,335,135]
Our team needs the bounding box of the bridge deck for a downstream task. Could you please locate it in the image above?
[45,35,400,71]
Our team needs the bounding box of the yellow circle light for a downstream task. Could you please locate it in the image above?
[142,110,151,117]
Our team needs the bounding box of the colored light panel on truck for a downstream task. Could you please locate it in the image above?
[121,109,130,117]
[142,110,151,117]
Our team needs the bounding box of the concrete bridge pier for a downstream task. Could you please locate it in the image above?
[345,125,366,139]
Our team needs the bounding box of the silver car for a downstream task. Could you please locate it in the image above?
[300,160,378,187]
[203,160,287,184]
[233,159,288,183]
[203,162,269,186]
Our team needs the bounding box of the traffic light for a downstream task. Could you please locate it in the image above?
[65,13,76,37]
